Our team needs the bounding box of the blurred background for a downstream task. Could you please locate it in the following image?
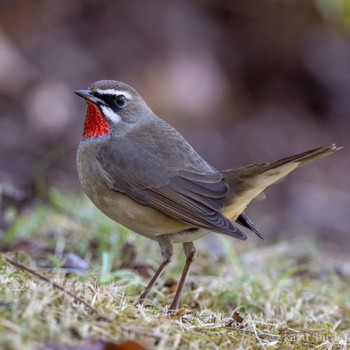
[0,0,349,250]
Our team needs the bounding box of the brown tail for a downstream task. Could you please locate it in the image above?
[222,144,341,221]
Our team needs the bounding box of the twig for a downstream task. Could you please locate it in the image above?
[2,254,111,322]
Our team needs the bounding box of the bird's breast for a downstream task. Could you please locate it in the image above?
[77,139,193,240]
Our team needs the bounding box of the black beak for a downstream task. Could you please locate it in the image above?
[74,89,100,104]
[74,89,93,100]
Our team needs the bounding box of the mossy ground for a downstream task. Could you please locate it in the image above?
[1,189,349,349]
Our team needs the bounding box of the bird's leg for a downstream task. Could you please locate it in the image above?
[136,236,173,307]
[168,241,197,313]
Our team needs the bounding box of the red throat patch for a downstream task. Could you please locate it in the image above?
[82,102,110,139]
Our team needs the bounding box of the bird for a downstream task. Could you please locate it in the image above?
[74,80,340,313]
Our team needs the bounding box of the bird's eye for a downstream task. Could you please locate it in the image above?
[115,95,127,108]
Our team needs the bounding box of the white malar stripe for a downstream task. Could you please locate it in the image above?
[100,106,122,124]
[96,89,133,100]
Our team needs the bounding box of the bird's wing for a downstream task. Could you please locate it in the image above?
[236,212,264,239]
[96,128,247,240]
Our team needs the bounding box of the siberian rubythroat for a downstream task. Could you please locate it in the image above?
[75,80,340,312]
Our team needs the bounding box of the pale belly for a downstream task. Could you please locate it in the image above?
[87,188,210,243]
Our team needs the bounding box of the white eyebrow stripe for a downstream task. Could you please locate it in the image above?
[100,105,121,124]
[96,89,133,100]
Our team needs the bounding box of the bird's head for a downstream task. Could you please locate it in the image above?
[75,80,150,139]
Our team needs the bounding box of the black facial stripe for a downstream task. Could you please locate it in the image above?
[93,92,126,112]
[93,92,115,105]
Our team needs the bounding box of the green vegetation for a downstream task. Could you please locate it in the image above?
[1,190,349,349]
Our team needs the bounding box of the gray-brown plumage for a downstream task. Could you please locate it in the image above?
[75,80,341,312]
